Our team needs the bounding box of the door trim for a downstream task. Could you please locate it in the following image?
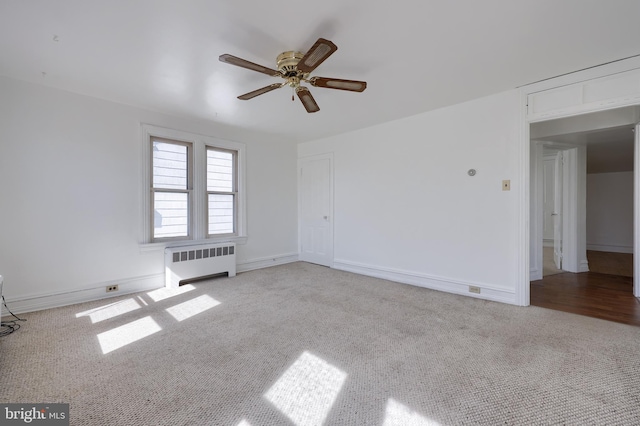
[517,57,640,306]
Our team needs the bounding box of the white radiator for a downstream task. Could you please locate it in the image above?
[164,243,236,288]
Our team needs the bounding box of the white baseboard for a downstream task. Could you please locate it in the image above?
[579,259,590,273]
[586,244,633,254]
[2,253,300,316]
[543,239,554,248]
[3,274,164,316]
[333,259,516,305]
[237,253,298,273]
[530,268,542,281]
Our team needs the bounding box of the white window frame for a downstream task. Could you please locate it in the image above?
[150,137,194,242]
[206,146,238,237]
[140,124,247,250]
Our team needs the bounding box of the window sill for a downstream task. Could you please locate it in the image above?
[139,236,248,253]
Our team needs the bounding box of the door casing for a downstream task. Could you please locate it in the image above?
[518,58,640,305]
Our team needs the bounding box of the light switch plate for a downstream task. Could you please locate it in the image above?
[502,180,510,191]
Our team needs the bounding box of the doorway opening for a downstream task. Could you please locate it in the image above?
[541,146,569,277]
[529,106,640,325]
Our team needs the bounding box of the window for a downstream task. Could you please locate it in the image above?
[141,124,246,246]
[207,147,237,236]
[151,138,192,240]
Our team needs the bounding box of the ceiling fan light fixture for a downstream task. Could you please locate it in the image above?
[219,37,365,112]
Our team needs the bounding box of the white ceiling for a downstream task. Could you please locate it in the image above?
[539,126,635,173]
[533,106,638,174]
[2,0,640,143]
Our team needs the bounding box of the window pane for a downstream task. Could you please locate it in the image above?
[153,141,187,189]
[154,192,189,238]
[207,149,234,192]
[208,194,234,234]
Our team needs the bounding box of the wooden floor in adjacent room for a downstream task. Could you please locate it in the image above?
[531,272,640,326]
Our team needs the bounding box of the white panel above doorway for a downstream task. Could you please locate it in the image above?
[528,68,640,122]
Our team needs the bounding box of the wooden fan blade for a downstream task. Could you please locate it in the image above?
[238,83,284,100]
[310,77,367,92]
[219,54,281,77]
[296,38,338,74]
[296,87,320,113]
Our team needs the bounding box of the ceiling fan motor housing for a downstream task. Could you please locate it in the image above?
[277,51,305,76]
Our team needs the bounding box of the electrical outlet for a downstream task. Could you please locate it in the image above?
[469,286,481,294]
[502,180,511,191]
[106,285,119,293]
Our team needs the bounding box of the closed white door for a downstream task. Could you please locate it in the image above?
[298,154,333,267]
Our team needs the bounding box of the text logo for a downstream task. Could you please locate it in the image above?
[0,404,68,425]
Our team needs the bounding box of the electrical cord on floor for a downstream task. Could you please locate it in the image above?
[0,295,25,337]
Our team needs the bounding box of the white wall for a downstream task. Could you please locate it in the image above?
[299,90,521,303]
[586,171,634,253]
[0,76,298,312]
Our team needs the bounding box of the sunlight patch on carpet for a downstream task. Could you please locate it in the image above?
[147,284,195,302]
[264,351,346,426]
[76,299,141,323]
[165,294,220,322]
[97,316,162,354]
[383,398,440,426]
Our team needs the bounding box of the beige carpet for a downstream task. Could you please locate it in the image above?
[2,262,640,425]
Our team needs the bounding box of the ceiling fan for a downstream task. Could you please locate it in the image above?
[219,38,367,113]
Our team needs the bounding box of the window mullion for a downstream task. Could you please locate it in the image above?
[192,141,205,240]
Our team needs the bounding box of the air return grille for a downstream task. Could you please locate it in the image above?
[164,243,236,288]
